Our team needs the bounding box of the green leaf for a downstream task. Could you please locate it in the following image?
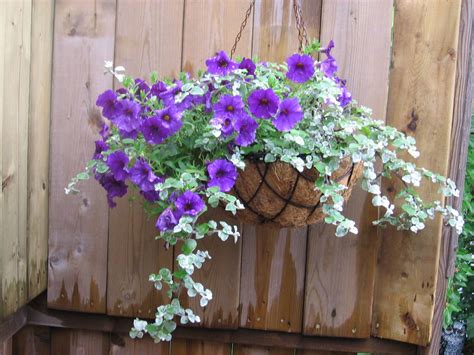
[182,239,197,255]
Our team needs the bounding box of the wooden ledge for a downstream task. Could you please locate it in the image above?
[9,294,416,354]
[0,293,418,353]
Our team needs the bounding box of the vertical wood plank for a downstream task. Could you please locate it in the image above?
[0,339,12,355]
[51,329,110,355]
[176,0,253,329]
[12,326,51,355]
[181,0,253,75]
[27,0,55,302]
[0,0,4,322]
[106,0,183,318]
[178,209,242,328]
[371,0,462,346]
[239,0,321,333]
[233,345,293,355]
[420,0,474,353]
[171,338,230,355]
[48,0,116,313]
[1,0,32,319]
[109,333,170,355]
[252,0,322,62]
[239,227,307,332]
[107,191,175,317]
[303,0,392,339]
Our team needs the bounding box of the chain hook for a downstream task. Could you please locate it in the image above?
[230,0,309,58]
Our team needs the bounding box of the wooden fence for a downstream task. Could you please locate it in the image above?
[1,0,473,354]
[1,0,53,320]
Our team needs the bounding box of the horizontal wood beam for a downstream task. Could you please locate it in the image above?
[0,293,417,353]
[19,294,417,354]
[0,306,28,343]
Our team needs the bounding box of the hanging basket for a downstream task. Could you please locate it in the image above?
[232,158,364,228]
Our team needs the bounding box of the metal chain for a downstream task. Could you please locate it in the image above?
[293,0,309,52]
[230,0,256,59]
[230,0,308,57]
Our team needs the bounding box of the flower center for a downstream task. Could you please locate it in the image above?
[296,62,305,69]
[223,119,231,127]
[184,202,193,210]
[218,60,228,68]
[260,98,268,105]
[163,114,171,121]
[215,170,226,178]
[226,105,235,112]
[281,109,289,115]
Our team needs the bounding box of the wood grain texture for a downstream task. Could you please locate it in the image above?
[252,0,322,62]
[108,191,174,317]
[177,209,242,328]
[109,333,170,355]
[171,338,230,355]
[12,326,50,355]
[106,0,184,319]
[181,0,253,76]
[114,0,184,80]
[371,0,462,346]
[177,0,252,329]
[233,345,294,355]
[1,0,32,319]
[0,306,28,344]
[25,296,417,354]
[296,351,353,355]
[304,0,392,339]
[420,0,474,353]
[50,329,109,355]
[48,0,116,313]
[239,0,321,334]
[27,0,54,302]
[239,227,307,332]
[0,339,12,355]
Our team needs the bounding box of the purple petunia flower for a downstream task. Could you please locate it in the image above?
[320,56,338,78]
[107,151,129,181]
[118,128,139,140]
[207,159,238,192]
[247,88,280,119]
[141,176,164,202]
[134,78,151,98]
[214,95,244,119]
[156,105,182,134]
[93,140,109,159]
[129,159,158,192]
[338,86,352,107]
[96,173,128,208]
[321,40,335,57]
[96,90,122,120]
[99,124,110,139]
[155,208,180,232]
[114,99,141,133]
[159,81,182,106]
[140,116,171,145]
[141,190,160,202]
[286,54,315,83]
[175,191,205,216]
[206,51,238,76]
[211,116,234,137]
[272,97,303,132]
[151,81,168,97]
[234,113,258,147]
[239,58,256,76]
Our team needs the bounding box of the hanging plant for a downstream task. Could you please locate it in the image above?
[66,39,463,341]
